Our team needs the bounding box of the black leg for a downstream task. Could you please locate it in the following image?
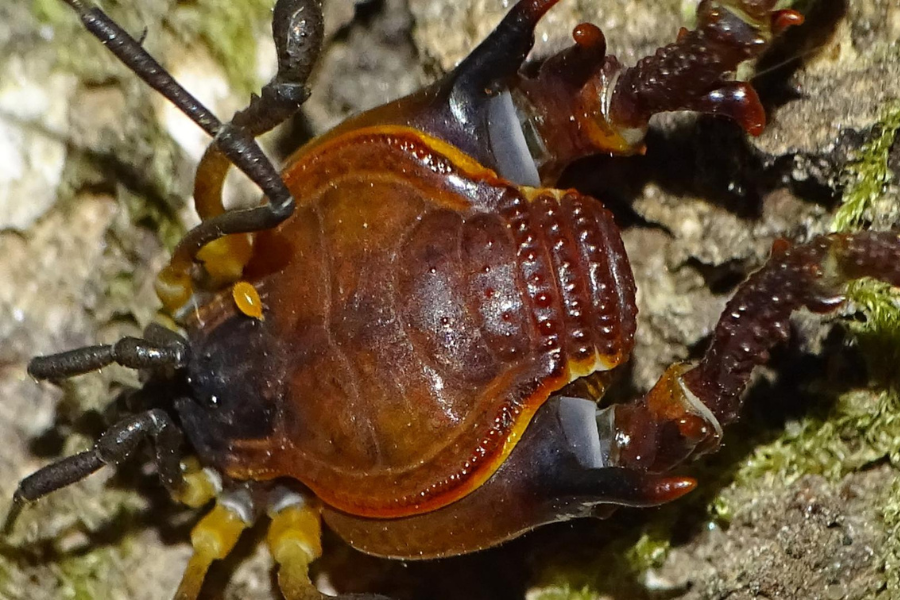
[58,0,324,263]
[231,0,324,136]
[4,409,185,534]
[27,332,188,381]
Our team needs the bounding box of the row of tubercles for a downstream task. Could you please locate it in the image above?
[608,0,776,131]
[499,189,566,375]
[505,189,635,384]
[561,191,636,370]
[531,192,597,371]
[404,188,589,511]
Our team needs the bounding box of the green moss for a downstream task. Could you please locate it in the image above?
[531,42,900,600]
[885,477,900,593]
[167,0,273,94]
[730,390,900,485]
[831,103,900,232]
[58,547,125,600]
[529,584,601,600]
[701,100,900,596]
[623,526,672,572]
[31,0,70,25]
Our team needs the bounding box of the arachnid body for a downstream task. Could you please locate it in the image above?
[3,0,900,599]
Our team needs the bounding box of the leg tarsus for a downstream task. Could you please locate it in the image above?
[3,409,185,534]
[3,451,102,534]
[232,0,324,133]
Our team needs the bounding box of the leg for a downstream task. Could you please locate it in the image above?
[4,409,185,533]
[27,332,187,381]
[175,499,251,600]
[608,0,804,136]
[156,0,325,311]
[267,490,392,600]
[179,0,325,287]
[509,0,804,178]
[607,230,900,475]
[56,0,324,313]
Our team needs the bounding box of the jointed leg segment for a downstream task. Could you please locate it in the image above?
[175,502,251,600]
[267,494,392,600]
[173,488,392,600]
[508,0,804,179]
[58,0,324,313]
[608,0,804,136]
[3,409,185,534]
[609,231,900,475]
[157,0,325,311]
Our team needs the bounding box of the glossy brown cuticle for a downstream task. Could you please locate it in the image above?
[11,1,896,598]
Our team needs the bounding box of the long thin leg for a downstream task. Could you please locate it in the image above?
[58,0,324,313]
[161,0,325,304]
[607,230,900,474]
[4,409,185,534]
[60,0,295,231]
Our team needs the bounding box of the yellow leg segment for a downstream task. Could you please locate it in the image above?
[174,503,249,600]
[155,145,254,314]
[267,501,325,600]
[170,457,220,509]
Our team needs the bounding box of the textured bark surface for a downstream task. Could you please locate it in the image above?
[0,0,898,599]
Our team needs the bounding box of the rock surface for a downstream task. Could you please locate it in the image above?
[0,0,897,599]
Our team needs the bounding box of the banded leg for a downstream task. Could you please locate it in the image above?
[607,230,900,475]
[4,409,185,534]
[268,492,392,600]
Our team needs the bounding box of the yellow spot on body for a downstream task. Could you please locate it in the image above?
[233,281,264,320]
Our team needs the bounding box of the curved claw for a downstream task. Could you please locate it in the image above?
[696,82,766,136]
[606,0,800,135]
[552,467,697,508]
[773,9,805,35]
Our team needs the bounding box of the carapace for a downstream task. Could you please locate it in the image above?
[6,0,900,599]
